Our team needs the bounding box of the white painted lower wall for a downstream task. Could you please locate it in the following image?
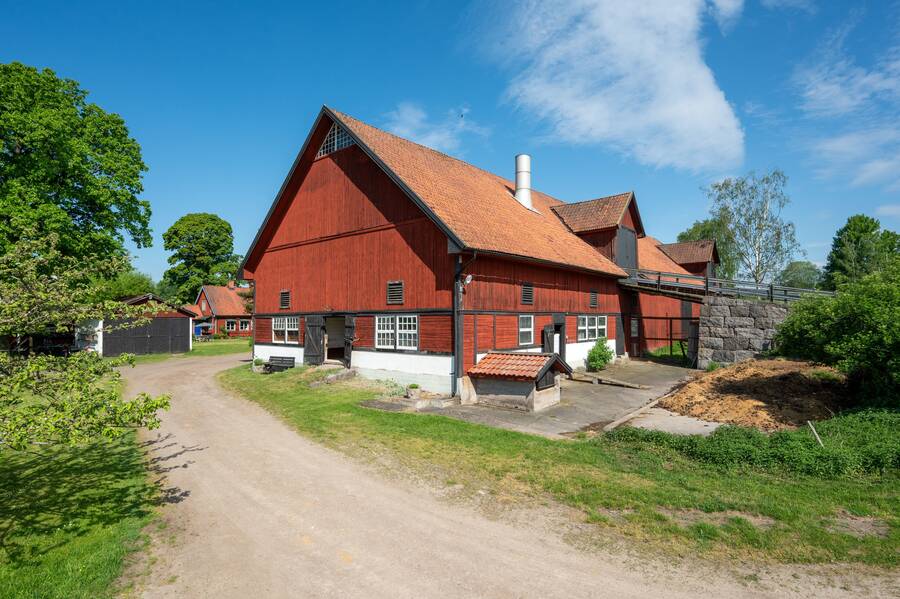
[351,350,453,395]
[254,343,304,363]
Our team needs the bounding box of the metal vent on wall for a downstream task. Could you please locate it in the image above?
[279,290,291,310]
[521,283,534,305]
[386,281,404,305]
[589,290,598,308]
[315,123,354,158]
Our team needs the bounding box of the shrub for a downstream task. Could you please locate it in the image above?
[408,383,420,389]
[604,409,900,478]
[253,358,264,366]
[705,361,722,372]
[775,256,900,407]
[587,337,614,371]
[213,331,229,340]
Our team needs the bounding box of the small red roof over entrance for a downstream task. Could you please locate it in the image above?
[468,352,572,381]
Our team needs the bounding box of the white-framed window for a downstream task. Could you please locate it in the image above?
[272,316,299,344]
[201,300,207,311]
[285,316,299,344]
[225,320,236,332]
[577,315,607,341]
[315,123,354,158]
[375,314,418,350]
[240,320,251,331]
[518,315,534,346]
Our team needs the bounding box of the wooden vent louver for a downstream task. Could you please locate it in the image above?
[386,281,404,305]
[279,290,291,310]
[589,290,598,308]
[521,283,534,305]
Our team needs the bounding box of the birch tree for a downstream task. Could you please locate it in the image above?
[705,170,801,284]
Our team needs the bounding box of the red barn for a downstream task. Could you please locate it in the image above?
[192,282,252,337]
[240,107,717,394]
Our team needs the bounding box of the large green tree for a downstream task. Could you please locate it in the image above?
[677,217,738,279]
[0,62,151,262]
[705,169,801,284]
[92,269,157,302]
[776,260,822,289]
[822,214,899,290]
[162,213,241,304]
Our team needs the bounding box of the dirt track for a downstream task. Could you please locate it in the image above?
[122,355,891,598]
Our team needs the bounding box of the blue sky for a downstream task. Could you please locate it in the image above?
[2,0,899,280]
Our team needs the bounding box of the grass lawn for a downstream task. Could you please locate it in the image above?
[645,342,693,367]
[0,435,157,598]
[219,365,900,566]
[130,337,250,364]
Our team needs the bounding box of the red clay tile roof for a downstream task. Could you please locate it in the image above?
[550,192,634,233]
[637,236,693,276]
[182,304,202,317]
[199,285,250,316]
[468,352,570,381]
[657,240,717,265]
[329,109,626,278]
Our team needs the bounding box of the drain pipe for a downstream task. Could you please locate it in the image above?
[452,252,478,397]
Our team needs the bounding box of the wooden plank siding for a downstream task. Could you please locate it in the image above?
[577,229,617,261]
[248,145,455,314]
[254,317,272,344]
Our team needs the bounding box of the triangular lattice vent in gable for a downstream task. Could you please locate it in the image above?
[315,123,354,158]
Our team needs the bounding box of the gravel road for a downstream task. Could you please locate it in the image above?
[122,355,891,598]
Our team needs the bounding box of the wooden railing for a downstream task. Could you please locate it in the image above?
[620,269,834,303]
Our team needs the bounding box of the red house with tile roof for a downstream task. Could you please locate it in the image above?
[240,106,717,393]
[193,282,252,337]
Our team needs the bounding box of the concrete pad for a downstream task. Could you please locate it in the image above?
[627,407,721,436]
[420,360,691,439]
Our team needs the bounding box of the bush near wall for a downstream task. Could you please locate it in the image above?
[775,257,900,407]
[587,337,614,371]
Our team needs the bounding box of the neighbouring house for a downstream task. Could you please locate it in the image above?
[75,293,194,357]
[191,282,253,337]
[239,106,718,394]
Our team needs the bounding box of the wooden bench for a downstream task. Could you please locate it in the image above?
[265,356,296,373]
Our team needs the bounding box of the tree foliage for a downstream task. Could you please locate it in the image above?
[677,217,738,279]
[776,260,822,290]
[0,234,169,451]
[775,256,900,406]
[822,214,899,290]
[92,269,157,302]
[705,169,801,284]
[162,213,241,304]
[0,62,151,263]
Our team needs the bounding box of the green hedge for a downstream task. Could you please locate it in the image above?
[775,257,900,406]
[605,410,900,478]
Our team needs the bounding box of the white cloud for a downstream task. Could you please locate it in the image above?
[482,0,744,173]
[796,23,900,191]
[876,204,900,217]
[709,0,744,31]
[383,102,487,155]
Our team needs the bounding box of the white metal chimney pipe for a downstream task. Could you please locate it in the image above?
[514,154,532,209]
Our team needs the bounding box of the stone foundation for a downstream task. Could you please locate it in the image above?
[697,296,788,369]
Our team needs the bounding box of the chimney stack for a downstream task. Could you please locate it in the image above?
[514,154,532,210]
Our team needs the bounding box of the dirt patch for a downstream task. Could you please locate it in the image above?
[827,510,890,539]
[659,509,776,530]
[659,359,842,431]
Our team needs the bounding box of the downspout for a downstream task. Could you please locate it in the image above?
[452,251,478,397]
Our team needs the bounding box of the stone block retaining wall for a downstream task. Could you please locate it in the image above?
[697,296,788,369]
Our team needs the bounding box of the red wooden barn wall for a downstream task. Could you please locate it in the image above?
[578,229,616,261]
[248,145,455,315]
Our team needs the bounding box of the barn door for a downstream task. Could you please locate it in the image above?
[304,315,325,365]
[343,316,355,368]
[542,325,554,354]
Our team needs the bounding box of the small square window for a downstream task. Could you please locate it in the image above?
[279,290,291,310]
[518,315,534,345]
[272,317,286,343]
[240,320,251,331]
[225,320,236,332]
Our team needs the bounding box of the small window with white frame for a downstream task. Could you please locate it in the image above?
[577,315,607,341]
[285,316,299,344]
[240,319,250,331]
[272,317,286,343]
[225,320,236,332]
[375,315,418,350]
[518,315,534,346]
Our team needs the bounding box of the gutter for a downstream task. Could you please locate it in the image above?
[452,251,478,397]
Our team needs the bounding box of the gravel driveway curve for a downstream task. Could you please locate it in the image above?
[122,355,879,599]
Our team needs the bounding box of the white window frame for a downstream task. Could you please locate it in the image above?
[272,317,286,343]
[577,315,607,341]
[518,315,534,346]
[225,320,236,332]
[375,314,418,351]
[285,316,300,344]
[239,319,251,331]
[201,300,207,311]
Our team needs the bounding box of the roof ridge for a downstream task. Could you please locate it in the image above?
[552,191,634,210]
[328,107,568,206]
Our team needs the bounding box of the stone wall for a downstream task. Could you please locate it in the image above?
[697,296,788,369]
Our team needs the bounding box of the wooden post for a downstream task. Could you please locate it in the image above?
[668,318,673,356]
